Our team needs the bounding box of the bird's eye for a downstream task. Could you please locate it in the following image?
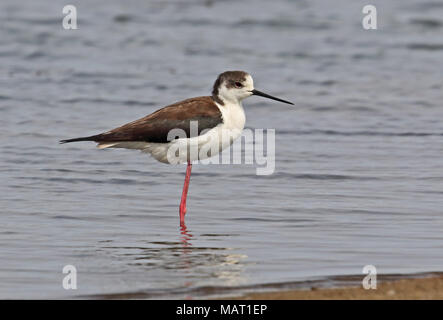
[234,82,243,88]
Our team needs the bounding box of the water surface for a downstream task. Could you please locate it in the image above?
[1,0,443,298]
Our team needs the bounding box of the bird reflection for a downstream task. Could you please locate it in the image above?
[95,222,248,298]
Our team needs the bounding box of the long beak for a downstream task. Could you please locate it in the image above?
[251,89,294,105]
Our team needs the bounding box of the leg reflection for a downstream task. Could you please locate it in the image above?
[179,222,194,290]
[180,222,193,249]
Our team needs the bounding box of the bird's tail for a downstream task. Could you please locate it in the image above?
[59,135,99,144]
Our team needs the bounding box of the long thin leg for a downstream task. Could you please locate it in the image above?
[179,161,192,225]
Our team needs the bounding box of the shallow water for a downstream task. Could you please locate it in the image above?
[1,0,443,298]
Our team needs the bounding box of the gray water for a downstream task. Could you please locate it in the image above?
[1,0,443,299]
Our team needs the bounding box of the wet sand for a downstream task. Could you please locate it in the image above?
[230,274,443,300]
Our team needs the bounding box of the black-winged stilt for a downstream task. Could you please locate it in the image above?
[60,71,293,225]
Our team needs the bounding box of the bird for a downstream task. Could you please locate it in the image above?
[60,71,293,226]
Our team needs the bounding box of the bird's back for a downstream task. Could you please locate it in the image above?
[60,96,223,145]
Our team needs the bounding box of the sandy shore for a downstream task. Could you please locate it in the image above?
[230,274,443,300]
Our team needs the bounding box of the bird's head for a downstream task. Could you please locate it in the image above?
[212,71,294,106]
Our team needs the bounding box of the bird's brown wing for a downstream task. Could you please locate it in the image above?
[61,96,223,144]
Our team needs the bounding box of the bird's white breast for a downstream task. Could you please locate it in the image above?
[166,100,245,163]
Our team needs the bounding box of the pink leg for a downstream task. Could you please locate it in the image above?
[179,161,192,225]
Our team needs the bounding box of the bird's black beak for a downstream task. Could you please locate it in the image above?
[251,89,294,105]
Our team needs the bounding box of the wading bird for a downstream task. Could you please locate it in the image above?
[60,71,293,225]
